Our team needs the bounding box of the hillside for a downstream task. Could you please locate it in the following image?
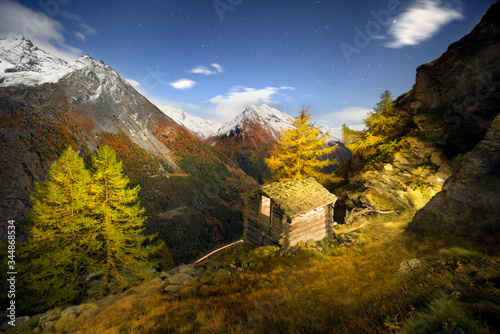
[0,36,258,262]
[6,210,499,333]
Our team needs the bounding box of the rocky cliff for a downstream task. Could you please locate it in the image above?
[339,2,500,235]
[408,112,500,241]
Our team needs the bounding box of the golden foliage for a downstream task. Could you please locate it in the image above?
[266,107,340,184]
[343,90,402,165]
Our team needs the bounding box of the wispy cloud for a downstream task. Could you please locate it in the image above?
[60,10,97,43]
[208,86,295,121]
[386,0,463,48]
[75,31,86,42]
[0,0,82,61]
[170,78,196,90]
[189,63,224,76]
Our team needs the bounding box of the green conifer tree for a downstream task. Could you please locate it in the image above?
[91,145,157,296]
[266,108,339,184]
[20,147,98,312]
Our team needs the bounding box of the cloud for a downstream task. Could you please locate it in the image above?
[386,0,463,48]
[316,106,371,136]
[208,86,295,121]
[75,31,86,41]
[60,11,97,43]
[125,78,141,88]
[189,63,224,75]
[170,78,196,90]
[0,0,83,61]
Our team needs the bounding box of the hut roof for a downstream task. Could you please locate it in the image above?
[245,178,337,217]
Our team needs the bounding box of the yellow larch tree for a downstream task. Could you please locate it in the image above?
[265,108,339,185]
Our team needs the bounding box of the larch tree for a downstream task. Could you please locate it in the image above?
[20,147,98,312]
[91,145,156,296]
[265,108,339,185]
[343,90,400,164]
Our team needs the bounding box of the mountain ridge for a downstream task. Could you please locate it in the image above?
[0,36,259,262]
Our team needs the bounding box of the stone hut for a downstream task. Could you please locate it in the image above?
[243,178,337,248]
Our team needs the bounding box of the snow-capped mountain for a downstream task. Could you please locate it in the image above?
[159,105,221,138]
[214,104,294,139]
[0,35,190,167]
[211,104,341,143]
[0,35,86,87]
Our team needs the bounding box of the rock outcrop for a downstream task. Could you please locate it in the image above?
[408,113,500,241]
[339,2,500,232]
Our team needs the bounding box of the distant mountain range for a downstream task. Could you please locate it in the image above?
[159,103,341,142]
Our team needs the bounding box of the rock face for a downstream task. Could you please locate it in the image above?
[339,2,500,229]
[408,113,500,241]
[397,1,500,156]
[405,3,500,240]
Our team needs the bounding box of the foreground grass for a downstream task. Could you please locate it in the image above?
[13,212,500,333]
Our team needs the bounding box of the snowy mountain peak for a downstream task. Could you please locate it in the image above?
[0,36,118,88]
[159,105,222,139]
[215,104,293,138]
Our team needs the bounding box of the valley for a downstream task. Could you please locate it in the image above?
[0,1,499,332]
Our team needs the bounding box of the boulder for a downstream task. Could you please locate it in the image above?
[179,267,197,276]
[61,305,80,317]
[212,269,231,284]
[167,273,195,286]
[396,258,425,276]
[164,284,181,292]
[0,316,30,331]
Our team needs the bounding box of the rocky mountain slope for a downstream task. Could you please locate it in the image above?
[339,2,500,239]
[0,36,258,261]
[0,35,85,87]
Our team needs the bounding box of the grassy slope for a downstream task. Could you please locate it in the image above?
[14,211,499,333]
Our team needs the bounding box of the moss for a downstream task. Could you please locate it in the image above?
[249,245,279,261]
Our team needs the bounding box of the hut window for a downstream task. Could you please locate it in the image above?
[261,196,271,216]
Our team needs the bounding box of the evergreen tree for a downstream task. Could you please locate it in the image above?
[149,239,175,272]
[343,90,400,164]
[91,145,157,296]
[20,147,98,312]
[265,108,339,184]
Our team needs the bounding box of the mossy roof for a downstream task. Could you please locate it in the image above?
[245,178,337,217]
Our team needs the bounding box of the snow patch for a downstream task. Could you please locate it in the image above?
[159,105,222,138]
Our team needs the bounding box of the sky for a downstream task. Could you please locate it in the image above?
[0,0,496,133]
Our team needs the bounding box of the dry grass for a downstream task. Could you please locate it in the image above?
[13,210,499,333]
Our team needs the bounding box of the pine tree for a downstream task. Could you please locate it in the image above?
[20,147,98,312]
[265,108,339,184]
[91,145,156,296]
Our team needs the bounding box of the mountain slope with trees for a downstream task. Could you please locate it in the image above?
[0,38,258,264]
